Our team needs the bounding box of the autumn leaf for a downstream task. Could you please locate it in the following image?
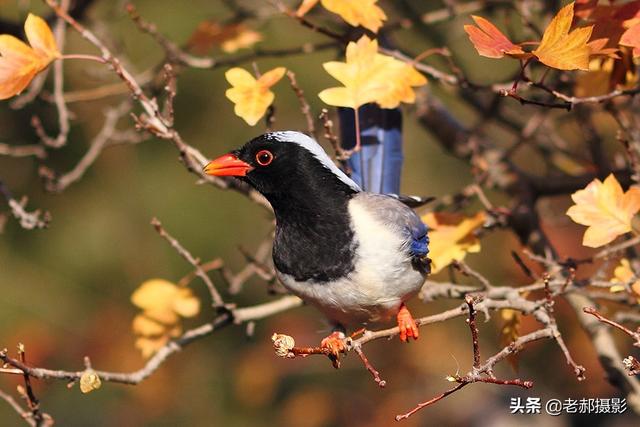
[319,36,426,109]
[131,278,200,323]
[421,211,486,274]
[574,53,638,97]
[0,14,60,100]
[464,15,526,59]
[131,279,200,358]
[532,2,594,71]
[297,0,387,33]
[375,62,427,109]
[621,23,640,57]
[225,66,286,126]
[221,28,262,53]
[609,259,640,303]
[187,22,262,55]
[566,174,640,247]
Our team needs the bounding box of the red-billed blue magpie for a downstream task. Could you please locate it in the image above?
[204,131,429,357]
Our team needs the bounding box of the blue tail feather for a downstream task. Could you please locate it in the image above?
[338,104,403,194]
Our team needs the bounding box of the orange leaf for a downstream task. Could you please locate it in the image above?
[221,28,262,53]
[0,14,59,100]
[464,15,525,59]
[533,2,594,70]
[24,14,59,60]
[621,23,640,57]
[566,174,640,247]
[225,66,286,126]
[187,22,261,55]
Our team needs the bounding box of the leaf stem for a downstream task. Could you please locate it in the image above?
[354,107,365,190]
[59,54,107,64]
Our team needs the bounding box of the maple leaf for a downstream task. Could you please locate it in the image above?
[532,2,594,71]
[0,14,60,100]
[610,258,640,301]
[421,211,486,274]
[464,15,526,59]
[225,67,286,126]
[297,0,387,33]
[621,23,640,57]
[319,36,426,109]
[566,174,640,247]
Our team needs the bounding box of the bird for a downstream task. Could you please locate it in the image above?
[204,131,430,359]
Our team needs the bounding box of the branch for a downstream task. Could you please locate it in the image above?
[151,217,225,308]
[0,296,302,386]
[0,181,50,230]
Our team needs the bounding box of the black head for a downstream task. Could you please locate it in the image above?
[205,131,360,213]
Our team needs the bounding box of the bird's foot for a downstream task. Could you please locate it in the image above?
[321,331,346,368]
[397,304,419,342]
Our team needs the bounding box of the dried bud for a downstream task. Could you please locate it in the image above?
[80,369,102,394]
[271,333,295,357]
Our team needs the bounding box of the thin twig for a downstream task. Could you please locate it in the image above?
[151,217,225,308]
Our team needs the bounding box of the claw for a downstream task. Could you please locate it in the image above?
[321,331,346,368]
[397,303,419,342]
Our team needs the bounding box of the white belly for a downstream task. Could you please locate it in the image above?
[276,200,425,326]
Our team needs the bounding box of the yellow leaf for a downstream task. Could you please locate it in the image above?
[321,0,387,33]
[132,313,167,336]
[131,279,180,311]
[173,288,200,318]
[421,211,486,274]
[79,370,102,394]
[131,278,200,323]
[225,66,286,126]
[319,36,426,109]
[375,62,427,109]
[0,14,59,100]
[533,2,594,70]
[566,174,640,247]
[610,258,640,301]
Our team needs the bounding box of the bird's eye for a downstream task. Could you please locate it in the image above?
[256,149,274,166]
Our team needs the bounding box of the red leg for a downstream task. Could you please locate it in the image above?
[397,303,419,342]
[320,331,346,357]
[320,331,346,368]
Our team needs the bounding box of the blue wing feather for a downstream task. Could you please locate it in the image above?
[409,221,429,259]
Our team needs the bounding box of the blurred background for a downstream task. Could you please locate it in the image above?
[1,0,639,425]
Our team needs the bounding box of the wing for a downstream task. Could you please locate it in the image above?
[353,193,431,274]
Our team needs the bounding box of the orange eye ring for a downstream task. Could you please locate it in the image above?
[256,149,274,166]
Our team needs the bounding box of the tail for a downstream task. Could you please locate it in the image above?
[338,104,403,194]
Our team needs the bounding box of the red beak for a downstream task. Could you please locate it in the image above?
[203,154,252,177]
